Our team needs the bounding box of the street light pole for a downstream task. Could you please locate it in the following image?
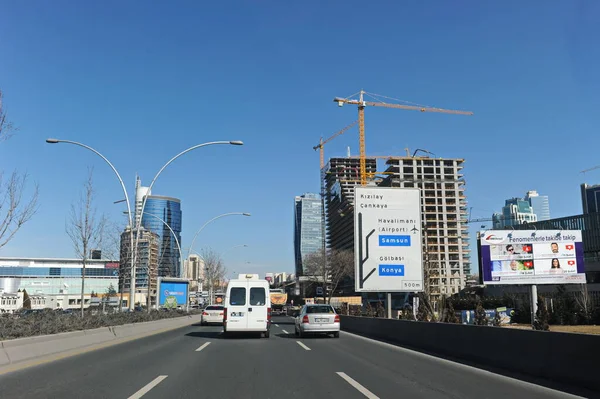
[45,138,134,312]
[132,140,243,310]
[186,212,251,262]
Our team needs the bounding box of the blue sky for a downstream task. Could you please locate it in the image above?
[1,1,599,277]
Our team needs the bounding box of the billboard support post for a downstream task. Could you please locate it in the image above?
[387,292,392,319]
[530,284,538,330]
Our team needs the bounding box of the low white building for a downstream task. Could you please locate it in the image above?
[0,290,48,314]
[0,257,120,311]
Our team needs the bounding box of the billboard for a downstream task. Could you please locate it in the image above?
[354,187,423,292]
[158,279,189,308]
[479,230,586,285]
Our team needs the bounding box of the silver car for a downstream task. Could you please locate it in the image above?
[294,304,340,338]
[201,305,224,325]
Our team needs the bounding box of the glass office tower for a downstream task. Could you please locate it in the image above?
[141,195,182,278]
[294,193,323,276]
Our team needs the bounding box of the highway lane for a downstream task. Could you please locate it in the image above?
[0,316,592,398]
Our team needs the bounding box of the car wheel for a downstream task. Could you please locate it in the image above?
[294,327,299,337]
[333,332,340,338]
[298,328,304,338]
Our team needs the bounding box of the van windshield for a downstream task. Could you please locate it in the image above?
[229,287,246,306]
[250,287,266,306]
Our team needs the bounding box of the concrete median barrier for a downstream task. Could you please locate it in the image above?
[0,314,200,368]
[340,315,600,392]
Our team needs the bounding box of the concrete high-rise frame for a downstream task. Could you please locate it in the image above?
[378,156,470,306]
[323,157,378,252]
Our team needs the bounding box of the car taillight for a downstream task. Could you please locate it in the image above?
[223,308,228,322]
[219,312,224,316]
[202,312,208,316]
[302,315,309,324]
[334,314,340,323]
[267,307,271,321]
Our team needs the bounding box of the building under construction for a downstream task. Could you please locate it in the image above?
[323,157,378,252]
[322,153,470,307]
[119,227,160,307]
[379,155,470,305]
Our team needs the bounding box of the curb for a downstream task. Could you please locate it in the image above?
[0,315,200,371]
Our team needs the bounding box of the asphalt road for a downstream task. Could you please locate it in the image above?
[0,316,593,398]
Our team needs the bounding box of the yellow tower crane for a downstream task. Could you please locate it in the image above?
[313,120,358,169]
[333,90,473,186]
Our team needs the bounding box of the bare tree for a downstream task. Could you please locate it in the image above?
[0,90,39,249]
[0,172,39,249]
[0,90,15,142]
[303,251,327,293]
[325,249,354,304]
[304,249,354,304]
[574,284,593,324]
[66,170,107,317]
[201,248,226,305]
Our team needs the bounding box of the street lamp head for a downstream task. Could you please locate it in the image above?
[45,138,59,144]
[242,213,251,216]
[229,141,244,146]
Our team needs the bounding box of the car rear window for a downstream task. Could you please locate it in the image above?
[205,306,223,311]
[306,305,334,314]
[250,287,266,306]
[229,287,246,306]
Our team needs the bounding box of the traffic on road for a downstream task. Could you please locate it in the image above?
[0,315,589,399]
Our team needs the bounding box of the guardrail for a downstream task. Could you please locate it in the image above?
[340,315,600,392]
[0,314,201,367]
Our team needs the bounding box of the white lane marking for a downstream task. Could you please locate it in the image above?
[282,329,289,334]
[340,332,586,398]
[195,342,211,352]
[296,341,311,351]
[128,375,168,399]
[275,324,280,327]
[336,372,380,399]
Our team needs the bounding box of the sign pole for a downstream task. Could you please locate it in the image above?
[530,284,538,329]
[386,292,392,319]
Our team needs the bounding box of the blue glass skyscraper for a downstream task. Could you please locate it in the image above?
[141,195,182,278]
[525,190,550,221]
[294,193,323,276]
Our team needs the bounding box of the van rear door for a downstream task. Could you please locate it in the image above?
[226,283,248,330]
[247,285,268,331]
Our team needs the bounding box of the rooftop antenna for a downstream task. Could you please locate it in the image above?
[347,146,351,158]
[404,147,410,157]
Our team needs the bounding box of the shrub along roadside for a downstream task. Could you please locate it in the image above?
[0,309,201,340]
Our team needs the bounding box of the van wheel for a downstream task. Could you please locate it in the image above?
[263,329,270,338]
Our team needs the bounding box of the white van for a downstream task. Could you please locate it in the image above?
[223,274,271,338]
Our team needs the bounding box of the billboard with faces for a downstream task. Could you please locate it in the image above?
[479,230,586,285]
